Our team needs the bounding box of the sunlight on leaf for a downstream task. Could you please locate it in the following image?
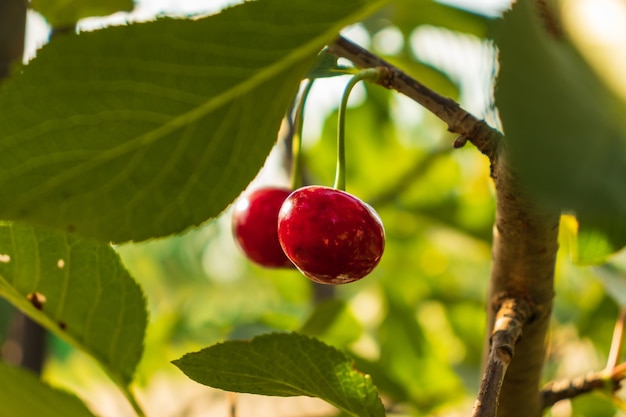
[173,332,386,417]
[563,0,626,103]
[0,222,147,386]
[0,0,389,243]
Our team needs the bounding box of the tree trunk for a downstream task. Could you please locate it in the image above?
[487,149,560,417]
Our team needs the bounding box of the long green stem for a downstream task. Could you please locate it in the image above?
[606,306,626,370]
[104,367,146,417]
[333,68,384,191]
[121,384,147,417]
[290,79,314,190]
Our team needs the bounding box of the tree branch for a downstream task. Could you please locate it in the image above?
[329,35,561,417]
[541,368,624,409]
[472,297,532,417]
[486,155,560,417]
[326,35,502,161]
[541,308,626,409]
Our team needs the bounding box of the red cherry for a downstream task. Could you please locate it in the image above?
[232,187,293,268]
[277,185,385,284]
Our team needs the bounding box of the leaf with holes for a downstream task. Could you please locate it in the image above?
[0,222,147,387]
[173,332,386,417]
[0,361,96,417]
[0,0,389,243]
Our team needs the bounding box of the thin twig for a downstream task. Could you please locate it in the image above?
[540,307,626,410]
[326,36,502,162]
[541,370,622,410]
[613,361,626,378]
[471,297,532,417]
[228,392,237,417]
[607,307,626,370]
[116,384,147,417]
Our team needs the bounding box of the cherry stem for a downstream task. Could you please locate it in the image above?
[291,79,314,190]
[334,68,384,191]
[606,306,626,371]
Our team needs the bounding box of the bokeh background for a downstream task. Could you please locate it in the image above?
[2,0,626,416]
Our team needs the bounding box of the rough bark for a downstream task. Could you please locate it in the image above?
[486,150,560,417]
[472,297,532,417]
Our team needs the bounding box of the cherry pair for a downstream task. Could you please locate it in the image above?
[232,186,384,284]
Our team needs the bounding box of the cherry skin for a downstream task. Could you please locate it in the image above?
[277,185,385,284]
[232,187,294,268]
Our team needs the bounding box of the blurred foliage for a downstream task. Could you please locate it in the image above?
[496,0,626,265]
[3,1,626,416]
[31,0,132,29]
[0,361,96,417]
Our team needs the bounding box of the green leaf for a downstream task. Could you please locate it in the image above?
[31,0,133,28]
[0,361,96,417]
[495,1,626,261]
[300,299,347,335]
[0,0,389,243]
[299,299,362,347]
[0,222,147,386]
[173,332,386,417]
[307,50,357,79]
[574,215,626,265]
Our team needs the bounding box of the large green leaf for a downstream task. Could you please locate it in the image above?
[495,1,626,263]
[173,332,386,417]
[0,361,96,417]
[0,222,146,386]
[31,0,133,28]
[0,0,388,243]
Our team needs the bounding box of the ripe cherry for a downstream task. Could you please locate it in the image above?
[232,187,293,268]
[277,185,385,284]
